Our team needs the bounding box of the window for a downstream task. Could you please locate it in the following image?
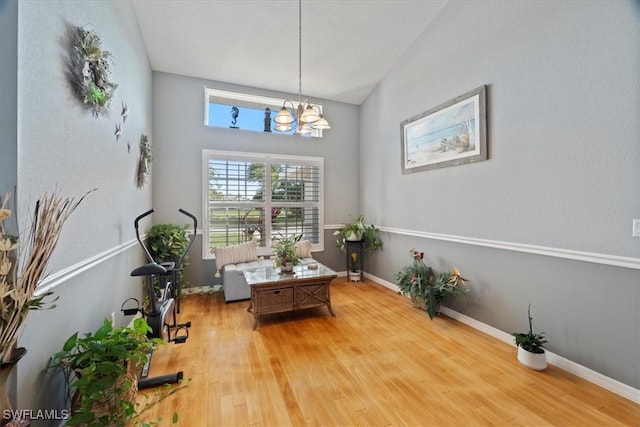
[202,150,324,259]
[204,87,325,138]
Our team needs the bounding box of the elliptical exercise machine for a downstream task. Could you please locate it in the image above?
[121,208,196,389]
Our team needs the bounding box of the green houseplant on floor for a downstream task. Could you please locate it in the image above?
[47,318,176,426]
[395,249,434,305]
[147,223,190,265]
[147,223,191,289]
[396,248,469,319]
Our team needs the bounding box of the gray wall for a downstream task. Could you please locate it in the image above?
[0,0,17,200]
[151,72,360,286]
[0,0,19,411]
[360,1,640,388]
[6,0,639,418]
[14,0,153,418]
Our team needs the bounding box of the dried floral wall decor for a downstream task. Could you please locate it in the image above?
[67,25,118,118]
[137,134,152,188]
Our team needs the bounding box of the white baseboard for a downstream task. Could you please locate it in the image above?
[362,271,640,404]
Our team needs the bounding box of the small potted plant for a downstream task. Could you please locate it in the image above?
[512,303,548,370]
[348,252,361,282]
[47,318,164,426]
[396,248,469,320]
[333,215,382,252]
[273,234,302,272]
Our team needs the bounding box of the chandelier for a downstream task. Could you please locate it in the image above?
[274,0,330,135]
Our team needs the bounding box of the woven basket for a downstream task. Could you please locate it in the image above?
[71,361,138,424]
[410,295,427,311]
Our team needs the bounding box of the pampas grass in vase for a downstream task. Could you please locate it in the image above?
[0,189,91,363]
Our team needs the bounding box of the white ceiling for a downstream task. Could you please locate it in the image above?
[132,0,448,105]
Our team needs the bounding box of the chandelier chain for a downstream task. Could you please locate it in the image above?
[273,0,330,133]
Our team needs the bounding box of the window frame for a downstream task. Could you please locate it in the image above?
[204,87,325,138]
[201,149,325,260]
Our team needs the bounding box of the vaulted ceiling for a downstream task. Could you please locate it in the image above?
[132,0,447,105]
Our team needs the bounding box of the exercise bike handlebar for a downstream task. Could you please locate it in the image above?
[134,209,155,263]
[178,209,197,266]
[134,209,155,229]
[133,208,197,265]
[178,208,197,229]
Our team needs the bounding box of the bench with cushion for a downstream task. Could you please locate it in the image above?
[214,240,315,302]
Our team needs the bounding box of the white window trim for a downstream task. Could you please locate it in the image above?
[202,149,325,260]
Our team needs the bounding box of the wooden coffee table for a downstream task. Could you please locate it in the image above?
[244,263,337,330]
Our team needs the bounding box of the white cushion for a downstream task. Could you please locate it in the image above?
[295,240,312,258]
[214,241,257,269]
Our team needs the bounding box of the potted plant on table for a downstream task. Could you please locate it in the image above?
[512,303,548,370]
[396,248,469,319]
[273,234,301,272]
[333,215,382,252]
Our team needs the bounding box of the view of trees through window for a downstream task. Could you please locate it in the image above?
[203,151,323,257]
[204,88,323,137]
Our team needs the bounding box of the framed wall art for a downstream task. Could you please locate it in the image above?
[400,85,487,174]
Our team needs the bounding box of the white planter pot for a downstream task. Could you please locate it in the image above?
[517,346,547,371]
[345,231,362,241]
[348,270,362,282]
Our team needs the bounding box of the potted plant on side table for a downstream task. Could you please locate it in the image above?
[334,215,382,281]
[333,215,382,252]
[512,303,548,370]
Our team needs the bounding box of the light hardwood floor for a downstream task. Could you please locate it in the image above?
[140,277,640,426]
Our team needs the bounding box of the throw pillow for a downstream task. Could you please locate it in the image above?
[295,240,312,258]
[214,241,257,277]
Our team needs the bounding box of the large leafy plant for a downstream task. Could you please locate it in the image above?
[426,269,469,319]
[395,250,434,302]
[396,248,469,319]
[146,223,190,264]
[47,318,165,426]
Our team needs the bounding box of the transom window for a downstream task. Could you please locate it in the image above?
[204,87,324,138]
[202,150,324,259]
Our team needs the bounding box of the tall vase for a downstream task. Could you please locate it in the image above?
[1,347,27,425]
